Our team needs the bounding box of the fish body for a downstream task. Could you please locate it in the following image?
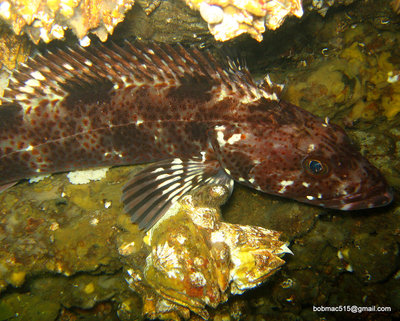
[0,41,393,230]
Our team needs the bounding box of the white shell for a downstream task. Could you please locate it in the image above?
[199,3,224,25]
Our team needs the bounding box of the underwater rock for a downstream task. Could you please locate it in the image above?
[183,0,303,42]
[115,0,210,44]
[120,184,290,320]
[282,12,400,121]
[338,233,399,283]
[0,21,30,70]
[0,166,129,293]
[307,0,357,17]
[0,293,60,321]
[30,274,128,310]
[0,164,289,320]
[0,0,134,45]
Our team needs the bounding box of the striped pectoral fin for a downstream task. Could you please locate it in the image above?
[121,158,234,231]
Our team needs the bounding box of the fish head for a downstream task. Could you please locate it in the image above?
[212,100,393,210]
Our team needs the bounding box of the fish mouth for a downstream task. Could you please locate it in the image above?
[337,185,394,210]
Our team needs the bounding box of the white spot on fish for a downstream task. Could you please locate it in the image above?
[225,168,231,175]
[23,145,34,151]
[306,195,314,200]
[317,193,323,199]
[302,182,310,188]
[136,119,143,125]
[307,144,315,152]
[278,180,294,193]
[227,133,242,145]
[249,177,255,184]
[216,131,226,147]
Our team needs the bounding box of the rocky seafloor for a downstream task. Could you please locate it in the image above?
[0,0,400,320]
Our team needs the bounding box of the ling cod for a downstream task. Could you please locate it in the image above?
[0,41,393,230]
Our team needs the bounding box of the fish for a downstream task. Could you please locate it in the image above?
[0,41,393,230]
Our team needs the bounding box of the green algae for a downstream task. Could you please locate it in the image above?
[0,293,60,321]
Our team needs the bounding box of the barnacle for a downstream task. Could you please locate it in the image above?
[310,0,357,16]
[184,0,303,42]
[0,0,135,45]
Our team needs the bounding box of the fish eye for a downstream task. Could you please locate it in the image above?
[303,158,329,176]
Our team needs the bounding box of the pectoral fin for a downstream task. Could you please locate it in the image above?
[121,158,233,231]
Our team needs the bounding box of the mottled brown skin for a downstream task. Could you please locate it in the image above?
[0,42,393,212]
[212,99,392,210]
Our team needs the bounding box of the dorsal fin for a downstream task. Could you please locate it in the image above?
[257,74,284,100]
[1,40,274,114]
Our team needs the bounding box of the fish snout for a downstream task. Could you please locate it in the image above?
[339,184,393,210]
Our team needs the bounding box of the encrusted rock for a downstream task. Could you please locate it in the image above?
[121,184,290,320]
[0,0,134,45]
[184,0,303,41]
